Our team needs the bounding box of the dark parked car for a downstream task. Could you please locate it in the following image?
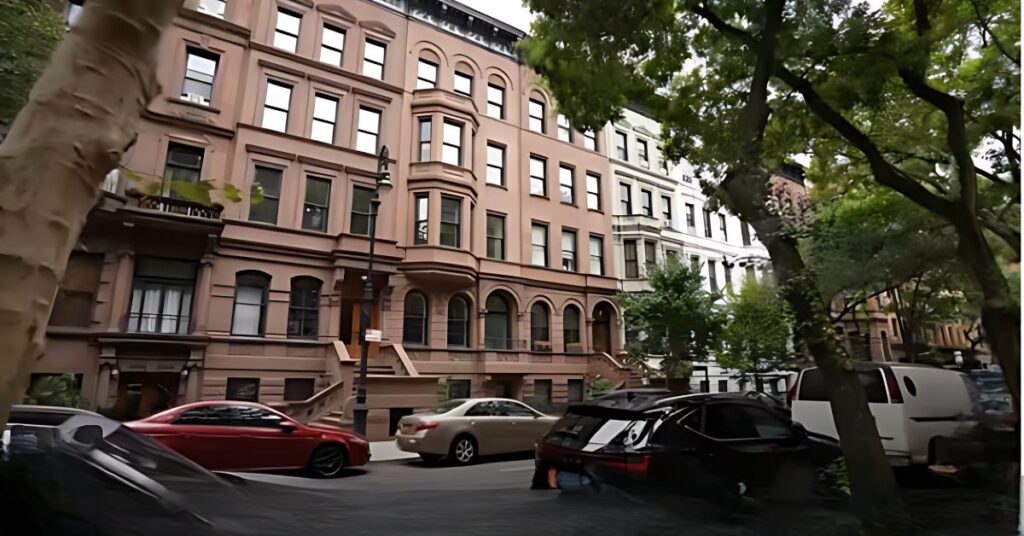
[533,390,836,501]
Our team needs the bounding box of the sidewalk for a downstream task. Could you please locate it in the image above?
[370,440,419,462]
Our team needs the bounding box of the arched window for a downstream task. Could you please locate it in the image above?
[531,302,550,350]
[232,271,270,336]
[484,293,510,349]
[447,295,470,348]
[287,277,322,339]
[563,305,581,347]
[403,291,428,345]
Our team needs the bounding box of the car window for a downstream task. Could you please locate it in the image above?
[173,405,233,426]
[465,402,496,417]
[704,403,791,440]
[798,368,888,403]
[227,406,285,428]
[502,401,538,417]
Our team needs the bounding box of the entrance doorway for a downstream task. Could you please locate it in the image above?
[592,302,614,354]
[113,372,180,420]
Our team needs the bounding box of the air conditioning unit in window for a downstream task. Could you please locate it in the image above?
[182,93,210,106]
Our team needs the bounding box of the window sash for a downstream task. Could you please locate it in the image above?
[320,25,345,65]
[310,95,337,143]
[686,204,696,227]
[583,131,597,150]
[182,51,216,102]
[561,231,577,271]
[274,9,301,52]
[624,240,639,278]
[416,59,437,89]
[641,190,653,217]
[262,81,292,132]
[356,107,381,153]
[363,40,386,79]
[454,72,472,96]
[589,236,603,275]
[556,114,572,141]
[619,184,631,214]
[486,144,504,185]
[703,210,713,238]
[708,260,719,292]
[232,283,266,336]
[350,186,374,235]
[414,194,428,244]
[441,121,462,165]
[531,224,548,266]
[529,157,546,196]
[559,166,574,204]
[487,84,504,118]
[586,174,601,210]
[418,118,431,162]
[719,214,728,240]
[302,177,331,232]
[440,197,461,247]
[644,241,657,269]
[661,196,673,225]
[249,166,281,224]
[615,132,627,159]
[486,215,505,260]
[528,99,545,132]
[638,140,649,167]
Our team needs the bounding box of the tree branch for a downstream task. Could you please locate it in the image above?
[979,209,1022,258]
[969,0,1021,65]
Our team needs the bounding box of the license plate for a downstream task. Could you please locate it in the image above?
[555,470,593,489]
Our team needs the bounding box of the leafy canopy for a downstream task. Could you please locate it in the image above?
[0,0,64,127]
[717,278,797,375]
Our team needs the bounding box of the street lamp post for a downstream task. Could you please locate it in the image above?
[353,146,392,437]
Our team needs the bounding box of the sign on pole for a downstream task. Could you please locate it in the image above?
[365,329,382,342]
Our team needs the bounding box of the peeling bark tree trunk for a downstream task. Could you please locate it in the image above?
[0,0,182,429]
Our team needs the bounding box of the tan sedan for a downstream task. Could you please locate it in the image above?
[395,398,558,464]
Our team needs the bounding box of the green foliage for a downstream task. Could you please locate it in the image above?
[818,457,851,498]
[0,0,64,126]
[619,257,725,374]
[587,377,615,398]
[24,374,84,408]
[717,278,797,376]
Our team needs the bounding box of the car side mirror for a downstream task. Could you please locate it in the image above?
[278,422,298,433]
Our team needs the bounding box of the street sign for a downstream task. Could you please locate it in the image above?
[365,329,382,342]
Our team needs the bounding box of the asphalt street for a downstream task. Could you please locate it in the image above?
[221,454,1017,536]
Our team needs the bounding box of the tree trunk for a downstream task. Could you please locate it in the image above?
[0,0,183,429]
[954,215,1021,412]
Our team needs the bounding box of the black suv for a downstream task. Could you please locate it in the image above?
[533,390,838,501]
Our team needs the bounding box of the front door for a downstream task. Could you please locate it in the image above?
[592,305,613,354]
[343,301,380,359]
[113,372,180,420]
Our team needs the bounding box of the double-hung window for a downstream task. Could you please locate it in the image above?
[615,131,628,160]
[487,83,505,118]
[531,223,548,267]
[661,195,673,227]
[619,183,632,214]
[454,72,473,96]
[363,39,386,80]
[302,177,331,232]
[441,120,462,166]
[418,118,431,162]
[703,209,713,238]
[350,186,374,235]
[310,94,338,143]
[559,166,574,204]
[640,189,653,217]
[638,139,649,168]
[356,107,381,154]
[719,214,728,241]
[586,173,601,210]
[128,257,197,335]
[416,59,437,89]
[262,81,292,132]
[320,25,345,66]
[556,114,572,142]
[486,214,505,260]
[528,99,545,133]
[685,203,696,229]
[486,143,505,186]
[413,194,428,244]
[589,235,604,275]
[249,166,281,224]
[440,196,461,248]
[274,9,301,53]
[623,240,639,278]
[583,130,597,151]
[529,157,546,197]
[181,49,217,105]
[561,230,577,271]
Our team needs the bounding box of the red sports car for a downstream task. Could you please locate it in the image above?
[126,401,369,477]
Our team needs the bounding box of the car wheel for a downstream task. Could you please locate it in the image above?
[449,435,477,465]
[308,444,347,478]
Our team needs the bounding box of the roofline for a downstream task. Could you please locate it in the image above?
[440,0,527,38]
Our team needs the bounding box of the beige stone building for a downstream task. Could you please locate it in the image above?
[40,0,641,438]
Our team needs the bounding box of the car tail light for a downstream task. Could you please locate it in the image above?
[414,421,440,432]
[787,376,799,406]
[883,368,903,403]
[625,454,651,473]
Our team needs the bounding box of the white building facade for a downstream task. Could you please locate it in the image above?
[606,107,775,394]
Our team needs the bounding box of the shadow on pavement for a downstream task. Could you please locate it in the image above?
[402,451,535,468]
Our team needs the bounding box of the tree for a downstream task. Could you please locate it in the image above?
[717,278,797,378]
[521,0,910,529]
[618,258,725,382]
[0,0,183,430]
[0,0,64,138]
[23,373,84,408]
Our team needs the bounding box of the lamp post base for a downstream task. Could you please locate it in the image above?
[352,403,369,437]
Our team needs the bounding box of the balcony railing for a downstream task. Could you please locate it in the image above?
[137,196,223,219]
[126,312,191,335]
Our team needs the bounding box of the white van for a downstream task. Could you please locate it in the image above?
[789,363,981,466]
